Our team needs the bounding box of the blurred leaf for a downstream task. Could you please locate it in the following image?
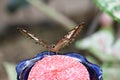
[3,62,16,80]
[75,28,120,62]
[102,67,120,80]
[75,28,114,55]
[94,0,120,22]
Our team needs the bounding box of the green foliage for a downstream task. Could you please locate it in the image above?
[3,62,16,80]
[94,0,120,22]
[102,64,120,80]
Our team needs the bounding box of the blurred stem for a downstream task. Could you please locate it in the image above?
[26,0,76,30]
[86,12,102,36]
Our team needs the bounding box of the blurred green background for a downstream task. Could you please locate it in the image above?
[0,0,120,80]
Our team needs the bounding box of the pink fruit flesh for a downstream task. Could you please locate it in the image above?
[28,55,90,80]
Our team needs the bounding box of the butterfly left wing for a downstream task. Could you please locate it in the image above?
[17,27,51,49]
